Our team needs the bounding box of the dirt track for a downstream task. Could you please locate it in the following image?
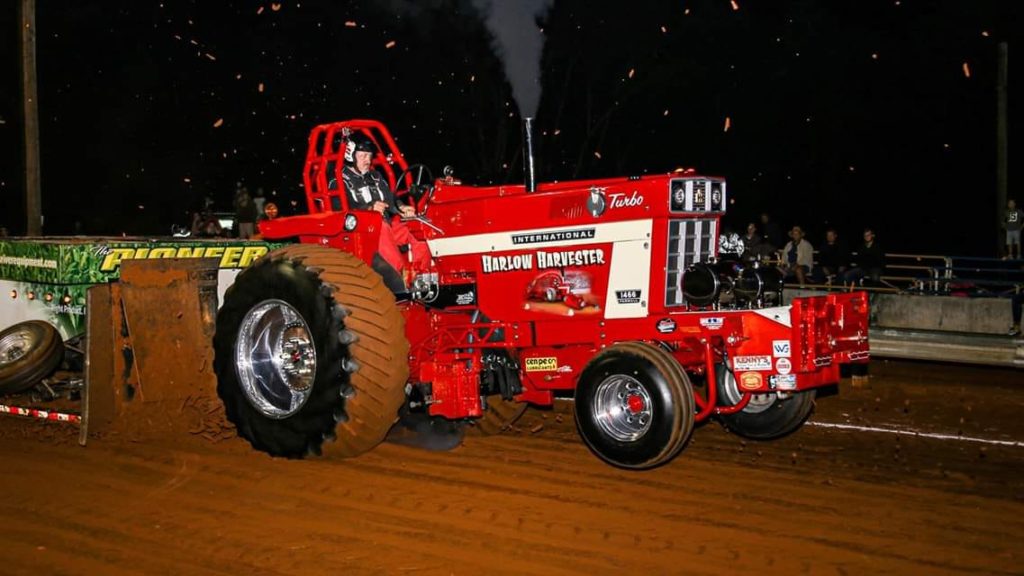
[2,360,1023,575]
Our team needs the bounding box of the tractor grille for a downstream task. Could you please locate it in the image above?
[665,218,717,306]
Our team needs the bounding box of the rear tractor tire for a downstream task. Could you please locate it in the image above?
[0,320,64,396]
[574,342,695,469]
[716,364,815,440]
[214,245,408,458]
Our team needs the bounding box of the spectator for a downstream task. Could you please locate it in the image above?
[816,228,849,283]
[251,202,280,240]
[741,222,771,263]
[253,187,267,218]
[843,228,885,286]
[1003,198,1023,260]
[191,194,221,237]
[760,212,784,251]
[234,187,258,239]
[258,201,279,223]
[779,225,814,287]
[1009,291,1023,337]
[192,209,224,237]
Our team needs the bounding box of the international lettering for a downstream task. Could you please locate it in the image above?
[511,228,596,245]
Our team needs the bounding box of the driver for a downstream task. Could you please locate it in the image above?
[342,133,416,219]
[341,133,430,288]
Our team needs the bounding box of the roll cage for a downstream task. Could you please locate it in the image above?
[303,120,411,215]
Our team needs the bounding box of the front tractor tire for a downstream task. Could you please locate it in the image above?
[214,245,408,458]
[575,342,695,469]
[716,365,816,440]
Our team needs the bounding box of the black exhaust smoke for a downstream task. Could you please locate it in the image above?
[523,117,537,193]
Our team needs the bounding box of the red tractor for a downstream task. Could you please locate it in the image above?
[213,119,869,469]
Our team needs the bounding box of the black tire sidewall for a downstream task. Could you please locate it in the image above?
[575,350,681,469]
[0,321,64,396]
[717,367,816,440]
[214,256,345,457]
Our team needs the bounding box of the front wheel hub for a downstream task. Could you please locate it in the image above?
[592,375,653,442]
[235,299,318,419]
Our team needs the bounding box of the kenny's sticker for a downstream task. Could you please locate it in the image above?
[733,355,772,371]
[772,340,791,358]
[524,357,558,372]
[775,357,792,375]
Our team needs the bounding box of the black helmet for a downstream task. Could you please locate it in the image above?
[344,133,379,163]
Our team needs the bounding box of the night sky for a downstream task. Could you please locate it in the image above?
[0,1,1019,257]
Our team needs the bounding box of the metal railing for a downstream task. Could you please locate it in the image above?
[778,252,1024,297]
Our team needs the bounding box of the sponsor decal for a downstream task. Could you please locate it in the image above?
[775,357,792,375]
[656,318,677,334]
[733,355,772,371]
[615,289,642,304]
[739,372,763,390]
[524,357,558,372]
[481,249,606,274]
[770,374,797,390]
[772,340,791,358]
[48,303,86,316]
[0,255,57,270]
[455,291,476,306]
[557,365,574,374]
[699,316,724,330]
[608,190,644,209]
[512,228,596,245]
[98,245,270,272]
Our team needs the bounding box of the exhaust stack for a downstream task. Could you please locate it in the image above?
[522,117,537,193]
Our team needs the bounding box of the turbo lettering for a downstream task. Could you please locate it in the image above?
[608,191,644,209]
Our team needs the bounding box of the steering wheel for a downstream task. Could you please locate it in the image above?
[394,164,434,213]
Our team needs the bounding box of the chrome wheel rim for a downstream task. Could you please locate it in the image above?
[720,367,776,414]
[235,299,317,419]
[0,325,41,367]
[592,375,653,442]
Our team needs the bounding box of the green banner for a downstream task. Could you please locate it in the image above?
[0,238,285,285]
